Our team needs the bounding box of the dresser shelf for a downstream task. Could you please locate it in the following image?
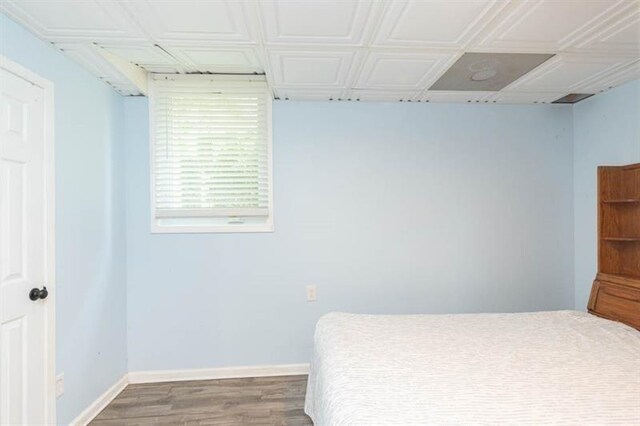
[602,199,640,203]
[597,163,640,280]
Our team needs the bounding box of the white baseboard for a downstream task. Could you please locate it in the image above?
[69,374,129,426]
[128,363,310,384]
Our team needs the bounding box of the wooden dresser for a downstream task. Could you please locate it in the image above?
[588,163,640,330]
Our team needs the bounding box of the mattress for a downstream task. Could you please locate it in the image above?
[304,310,640,425]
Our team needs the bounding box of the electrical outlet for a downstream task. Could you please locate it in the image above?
[56,374,64,398]
[306,285,317,302]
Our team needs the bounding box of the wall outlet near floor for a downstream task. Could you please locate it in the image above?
[306,285,317,302]
[56,373,64,398]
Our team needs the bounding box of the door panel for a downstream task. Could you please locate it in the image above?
[0,67,48,425]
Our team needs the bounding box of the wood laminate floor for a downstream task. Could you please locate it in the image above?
[90,375,313,426]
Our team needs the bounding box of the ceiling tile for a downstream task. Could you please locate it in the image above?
[136,65,181,74]
[100,44,172,65]
[576,59,640,93]
[56,43,121,79]
[99,44,184,73]
[422,91,496,103]
[166,46,264,74]
[489,92,566,104]
[355,51,457,90]
[121,0,255,44]
[108,81,142,96]
[274,88,346,101]
[0,0,144,42]
[346,89,420,102]
[259,0,377,45]
[429,52,554,91]
[551,93,595,104]
[571,2,640,55]
[504,54,633,93]
[473,0,628,52]
[55,43,142,94]
[268,50,357,88]
[373,0,506,49]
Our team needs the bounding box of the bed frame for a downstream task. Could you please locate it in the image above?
[588,274,640,330]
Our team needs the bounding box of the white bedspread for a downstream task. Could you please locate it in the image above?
[304,311,640,425]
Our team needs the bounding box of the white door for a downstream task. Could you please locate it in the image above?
[0,62,55,425]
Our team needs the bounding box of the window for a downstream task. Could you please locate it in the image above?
[149,75,273,233]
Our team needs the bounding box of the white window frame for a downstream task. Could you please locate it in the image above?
[149,74,274,234]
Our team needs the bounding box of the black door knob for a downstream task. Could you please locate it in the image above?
[29,286,48,301]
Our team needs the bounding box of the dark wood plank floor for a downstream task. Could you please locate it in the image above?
[90,375,313,425]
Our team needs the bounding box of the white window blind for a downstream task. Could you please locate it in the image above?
[150,75,272,233]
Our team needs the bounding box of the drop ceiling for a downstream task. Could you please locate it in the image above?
[2,0,639,104]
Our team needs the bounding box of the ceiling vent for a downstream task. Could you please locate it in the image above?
[430,52,555,92]
[552,93,594,104]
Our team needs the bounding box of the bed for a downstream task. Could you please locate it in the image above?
[304,278,640,425]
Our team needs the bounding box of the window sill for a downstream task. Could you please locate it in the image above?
[150,222,274,234]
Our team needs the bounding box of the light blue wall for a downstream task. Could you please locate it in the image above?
[573,80,640,310]
[124,98,575,371]
[0,14,128,424]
